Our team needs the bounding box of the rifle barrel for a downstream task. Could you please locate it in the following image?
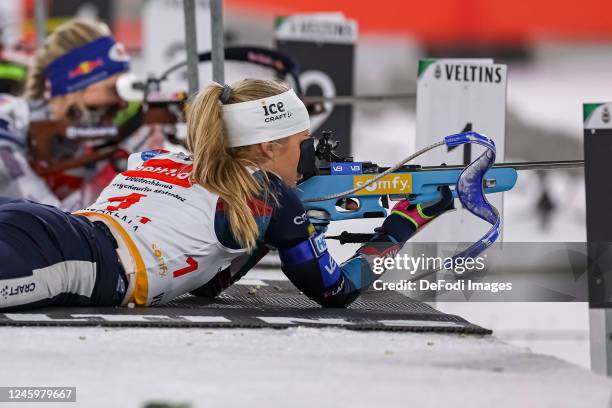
[385,160,585,172]
[494,160,584,171]
[419,160,584,171]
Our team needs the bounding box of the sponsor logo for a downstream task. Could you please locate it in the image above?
[152,244,168,278]
[106,192,145,211]
[293,212,308,225]
[262,100,285,116]
[353,174,412,195]
[108,42,129,62]
[139,216,151,224]
[69,58,103,78]
[122,158,192,188]
[283,19,356,42]
[318,253,340,287]
[262,100,293,123]
[1,283,36,300]
[331,162,362,175]
[140,149,168,161]
[324,256,337,275]
[603,107,610,124]
[310,234,328,257]
[436,64,503,84]
[80,207,144,233]
[327,276,345,297]
[66,126,118,139]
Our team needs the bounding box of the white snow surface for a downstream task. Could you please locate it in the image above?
[1,326,611,408]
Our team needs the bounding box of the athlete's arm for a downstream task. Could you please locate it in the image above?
[263,174,453,307]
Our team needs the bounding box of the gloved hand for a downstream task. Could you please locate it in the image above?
[307,209,331,234]
[307,198,360,234]
[394,185,454,226]
[379,186,454,241]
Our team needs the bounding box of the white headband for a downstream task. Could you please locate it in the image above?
[222,89,311,147]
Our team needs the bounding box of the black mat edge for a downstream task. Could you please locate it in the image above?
[0,320,491,334]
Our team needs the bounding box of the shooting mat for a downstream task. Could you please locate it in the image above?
[0,269,491,334]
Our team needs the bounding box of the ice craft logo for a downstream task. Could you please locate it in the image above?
[261,99,292,123]
[122,158,193,188]
[69,58,103,78]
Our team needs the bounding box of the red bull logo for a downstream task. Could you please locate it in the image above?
[69,58,104,78]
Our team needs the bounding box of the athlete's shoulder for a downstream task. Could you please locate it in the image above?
[255,171,314,248]
[214,170,302,250]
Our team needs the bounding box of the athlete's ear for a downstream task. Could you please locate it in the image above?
[258,141,276,160]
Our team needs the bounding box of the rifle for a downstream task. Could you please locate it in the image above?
[297,130,583,246]
[28,94,186,176]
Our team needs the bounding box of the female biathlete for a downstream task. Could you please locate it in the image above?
[0,18,156,208]
[0,78,452,311]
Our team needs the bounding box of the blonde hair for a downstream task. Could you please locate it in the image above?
[187,79,291,251]
[24,18,111,99]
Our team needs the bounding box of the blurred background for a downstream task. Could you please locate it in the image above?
[3,0,606,241]
[3,0,612,368]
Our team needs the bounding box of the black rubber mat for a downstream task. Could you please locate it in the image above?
[0,278,491,334]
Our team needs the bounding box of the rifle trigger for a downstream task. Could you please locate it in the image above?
[381,195,389,209]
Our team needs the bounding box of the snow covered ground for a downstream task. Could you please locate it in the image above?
[1,327,611,408]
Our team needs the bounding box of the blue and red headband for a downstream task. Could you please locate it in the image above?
[44,36,130,97]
